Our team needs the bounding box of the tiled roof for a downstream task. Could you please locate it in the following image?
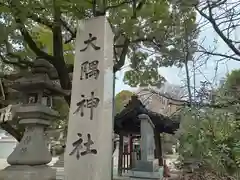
[114,95,180,135]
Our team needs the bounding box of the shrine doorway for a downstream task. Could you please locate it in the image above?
[118,134,140,175]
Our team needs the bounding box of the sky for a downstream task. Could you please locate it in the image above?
[114,12,240,94]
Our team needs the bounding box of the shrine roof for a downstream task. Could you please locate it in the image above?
[114,95,180,135]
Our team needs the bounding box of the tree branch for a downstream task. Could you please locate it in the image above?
[113,38,130,72]
[8,1,54,63]
[15,19,55,63]
[0,54,29,69]
[145,88,240,109]
[197,50,240,61]
[53,0,71,105]
[195,3,240,58]
[61,18,77,44]
[12,1,71,104]
[113,36,153,72]
[112,0,152,74]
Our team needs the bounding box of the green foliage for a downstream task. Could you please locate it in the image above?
[0,0,198,140]
[123,51,166,86]
[115,90,134,114]
[178,105,240,176]
[211,69,240,107]
[30,26,75,64]
[178,70,240,177]
[224,69,240,96]
[118,0,198,86]
[0,0,198,87]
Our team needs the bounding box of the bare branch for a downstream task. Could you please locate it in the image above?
[145,88,240,109]
[195,2,240,58]
[60,18,77,44]
[197,50,240,61]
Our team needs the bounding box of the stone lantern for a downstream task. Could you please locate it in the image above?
[0,58,69,180]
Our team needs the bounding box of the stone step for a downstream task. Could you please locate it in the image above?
[53,155,64,167]
[53,163,64,167]
[53,160,64,167]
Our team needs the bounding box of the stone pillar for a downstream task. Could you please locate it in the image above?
[64,16,114,180]
[128,114,163,180]
[139,114,155,162]
[0,104,58,180]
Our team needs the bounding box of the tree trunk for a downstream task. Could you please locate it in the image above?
[52,0,71,105]
[184,59,192,106]
[183,21,192,106]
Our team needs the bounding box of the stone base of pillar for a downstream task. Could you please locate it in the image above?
[127,159,163,180]
[128,169,163,180]
[0,165,56,180]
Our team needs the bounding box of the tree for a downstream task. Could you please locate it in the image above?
[0,0,197,140]
[178,106,240,178]
[0,0,198,88]
[194,0,240,62]
[175,1,240,109]
[175,70,240,178]
[115,90,134,114]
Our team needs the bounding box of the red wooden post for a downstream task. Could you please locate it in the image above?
[129,135,133,169]
[118,132,124,176]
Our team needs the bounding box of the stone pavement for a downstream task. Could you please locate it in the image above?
[0,157,129,180]
[0,156,181,180]
[113,176,129,180]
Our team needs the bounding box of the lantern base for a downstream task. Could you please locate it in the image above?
[0,165,56,180]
